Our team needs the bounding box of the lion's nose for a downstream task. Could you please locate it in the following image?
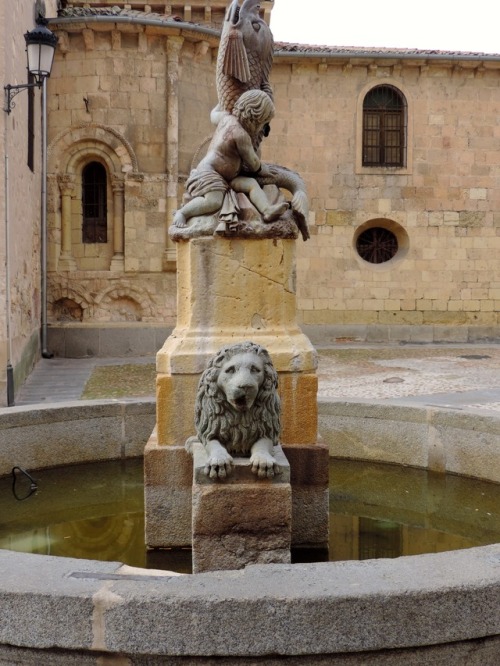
[238,381,252,390]
[237,374,254,390]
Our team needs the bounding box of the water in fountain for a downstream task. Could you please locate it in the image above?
[1,457,499,572]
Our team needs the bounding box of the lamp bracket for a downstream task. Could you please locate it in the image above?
[3,82,40,115]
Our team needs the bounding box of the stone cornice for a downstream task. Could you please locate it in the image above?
[49,12,220,47]
[273,42,500,68]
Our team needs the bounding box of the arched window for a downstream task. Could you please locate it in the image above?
[82,161,107,243]
[362,85,407,167]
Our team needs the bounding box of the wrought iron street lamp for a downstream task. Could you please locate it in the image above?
[4,19,58,114]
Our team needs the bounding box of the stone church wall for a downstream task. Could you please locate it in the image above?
[46,20,217,345]
[263,57,500,341]
[45,7,500,353]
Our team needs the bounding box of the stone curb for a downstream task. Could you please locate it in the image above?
[0,546,499,657]
[319,399,500,483]
[0,399,500,659]
[0,399,156,476]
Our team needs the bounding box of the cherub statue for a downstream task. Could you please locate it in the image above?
[173,90,288,229]
[169,0,310,242]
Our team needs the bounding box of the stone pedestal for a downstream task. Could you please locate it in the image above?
[191,442,291,573]
[144,236,329,559]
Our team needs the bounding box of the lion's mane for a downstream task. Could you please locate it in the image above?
[194,341,281,456]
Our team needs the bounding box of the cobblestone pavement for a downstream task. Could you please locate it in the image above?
[317,344,500,412]
[13,344,500,413]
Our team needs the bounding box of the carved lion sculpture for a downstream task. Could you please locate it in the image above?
[187,341,281,480]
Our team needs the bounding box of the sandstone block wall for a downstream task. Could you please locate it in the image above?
[0,0,55,404]
[46,19,216,330]
[44,11,500,348]
[263,57,500,335]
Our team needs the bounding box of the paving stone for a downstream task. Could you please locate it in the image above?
[12,344,500,414]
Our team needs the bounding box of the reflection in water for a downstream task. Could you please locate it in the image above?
[329,460,500,561]
[0,459,144,565]
[0,458,499,572]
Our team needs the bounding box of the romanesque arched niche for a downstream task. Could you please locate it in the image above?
[49,284,93,322]
[48,124,138,272]
[94,284,155,322]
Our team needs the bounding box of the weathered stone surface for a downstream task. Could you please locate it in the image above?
[319,400,500,482]
[144,433,192,547]
[192,534,291,572]
[2,545,500,658]
[283,442,330,545]
[319,401,429,470]
[122,399,157,457]
[0,400,155,476]
[192,451,292,572]
[0,550,113,651]
[192,482,292,536]
[284,442,330,486]
[280,373,318,445]
[144,485,192,548]
[1,635,500,664]
[156,237,317,375]
[143,430,192,487]
[155,372,199,445]
[291,486,329,546]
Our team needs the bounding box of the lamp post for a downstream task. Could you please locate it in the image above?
[4,19,58,113]
[3,19,58,405]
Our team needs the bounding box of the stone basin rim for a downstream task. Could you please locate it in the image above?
[1,397,499,660]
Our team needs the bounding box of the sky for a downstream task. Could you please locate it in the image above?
[270,0,500,54]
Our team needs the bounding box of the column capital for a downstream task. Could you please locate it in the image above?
[111,174,125,193]
[57,173,76,194]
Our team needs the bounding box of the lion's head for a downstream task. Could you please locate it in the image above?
[194,341,281,456]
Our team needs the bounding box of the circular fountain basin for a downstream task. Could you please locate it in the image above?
[2,458,500,568]
[0,398,499,663]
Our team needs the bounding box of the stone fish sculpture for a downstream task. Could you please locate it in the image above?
[169,0,310,242]
[186,342,281,480]
[212,0,274,123]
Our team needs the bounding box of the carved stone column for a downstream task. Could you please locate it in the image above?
[57,174,77,271]
[110,174,125,271]
[163,35,184,271]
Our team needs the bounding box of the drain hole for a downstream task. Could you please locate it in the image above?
[459,355,491,360]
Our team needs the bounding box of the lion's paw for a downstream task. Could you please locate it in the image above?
[250,452,280,479]
[204,452,234,479]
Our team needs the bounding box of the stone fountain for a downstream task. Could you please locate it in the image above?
[2,2,500,660]
[144,0,329,572]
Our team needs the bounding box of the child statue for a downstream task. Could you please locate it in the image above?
[173,89,288,228]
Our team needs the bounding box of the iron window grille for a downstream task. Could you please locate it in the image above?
[356,227,399,264]
[362,85,407,167]
[82,161,107,243]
